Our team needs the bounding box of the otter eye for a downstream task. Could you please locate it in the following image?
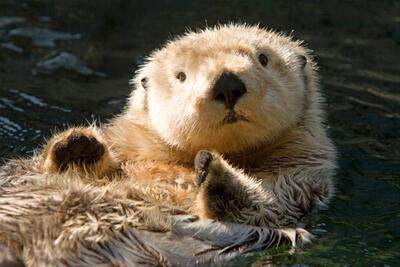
[141,77,148,89]
[177,72,186,82]
[258,54,268,67]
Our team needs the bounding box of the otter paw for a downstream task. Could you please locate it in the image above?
[194,150,214,186]
[51,131,105,171]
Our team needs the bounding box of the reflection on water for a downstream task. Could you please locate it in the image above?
[33,51,107,77]
[9,27,81,48]
[0,1,399,266]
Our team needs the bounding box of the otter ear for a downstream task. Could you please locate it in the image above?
[140,77,149,89]
[297,55,307,70]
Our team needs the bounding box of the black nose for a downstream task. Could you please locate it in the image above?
[212,72,247,109]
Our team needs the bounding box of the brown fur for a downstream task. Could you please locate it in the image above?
[0,24,336,266]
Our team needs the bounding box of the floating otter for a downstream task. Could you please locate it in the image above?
[0,24,336,266]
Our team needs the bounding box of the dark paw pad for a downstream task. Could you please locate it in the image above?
[194,150,213,186]
[54,133,105,169]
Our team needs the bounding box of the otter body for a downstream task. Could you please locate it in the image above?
[0,25,336,266]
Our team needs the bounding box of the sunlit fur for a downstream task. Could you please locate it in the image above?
[128,25,313,154]
[0,24,336,266]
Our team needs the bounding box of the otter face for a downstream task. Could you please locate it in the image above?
[131,25,316,153]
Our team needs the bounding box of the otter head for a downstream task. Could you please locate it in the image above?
[130,24,318,154]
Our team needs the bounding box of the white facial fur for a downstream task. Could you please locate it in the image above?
[130,24,314,154]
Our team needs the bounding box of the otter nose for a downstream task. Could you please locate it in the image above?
[212,72,247,109]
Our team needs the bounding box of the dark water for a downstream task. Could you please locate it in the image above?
[0,1,399,266]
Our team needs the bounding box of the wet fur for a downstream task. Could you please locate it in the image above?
[0,24,336,266]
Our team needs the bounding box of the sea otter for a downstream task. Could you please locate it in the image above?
[0,24,336,266]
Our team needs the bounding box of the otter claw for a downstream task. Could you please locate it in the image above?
[194,150,213,186]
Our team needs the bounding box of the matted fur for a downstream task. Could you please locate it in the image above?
[0,24,336,266]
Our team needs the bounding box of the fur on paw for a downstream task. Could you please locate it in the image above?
[193,150,239,220]
[194,150,214,186]
[44,128,109,174]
